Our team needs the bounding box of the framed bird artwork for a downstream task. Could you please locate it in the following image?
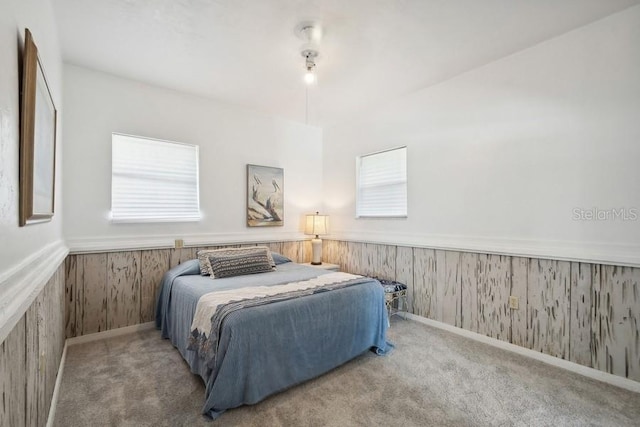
[247,164,284,227]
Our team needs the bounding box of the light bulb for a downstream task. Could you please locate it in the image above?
[311,26,323,42]
[304,70,316,85]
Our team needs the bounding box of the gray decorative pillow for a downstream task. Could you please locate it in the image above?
[271,252,292,265]
[197,250,217,275]
[197,246,275,276]
[208,251,274,279]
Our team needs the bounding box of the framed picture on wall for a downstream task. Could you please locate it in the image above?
[19,28,57,226]
[247,164,284,227]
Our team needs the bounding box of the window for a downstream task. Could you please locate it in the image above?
[356,146,407,218]
[111,133,200,222]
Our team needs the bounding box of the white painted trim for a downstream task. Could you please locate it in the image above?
[0,240,69,344]
[402,313,640,394]
[327,231,640,268]
[46,342,67,427]
[66,322,156,346]
[65,231,640,267]
[67,232,308,254]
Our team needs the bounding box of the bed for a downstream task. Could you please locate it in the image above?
[155,254,391,419]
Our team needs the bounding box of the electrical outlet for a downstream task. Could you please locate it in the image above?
[509,296,519,310]
[174,239,184,249]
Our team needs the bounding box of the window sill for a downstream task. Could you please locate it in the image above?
[110,217,201,224]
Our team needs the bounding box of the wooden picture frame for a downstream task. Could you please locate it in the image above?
[247,164,284,227]
[19,28,57,226]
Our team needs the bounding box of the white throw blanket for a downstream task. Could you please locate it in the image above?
[190,272,361,338]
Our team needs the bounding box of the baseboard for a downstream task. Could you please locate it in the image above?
[46,342,67,427]
[66,322,156,346]
[401,313,640,394]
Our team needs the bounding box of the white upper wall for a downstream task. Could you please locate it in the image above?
[62,65,323,250]
[0,0,64,277]
[322,6,640,266]
[53,0,640,126]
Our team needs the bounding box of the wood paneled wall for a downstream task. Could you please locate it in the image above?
[0,263,66,427]
[62,238,640,383]
[322,240,640,383]
[64,241,311,338]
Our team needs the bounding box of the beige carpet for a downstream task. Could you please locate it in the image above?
[54,319,640,426]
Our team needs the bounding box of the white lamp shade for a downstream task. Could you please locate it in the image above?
[304,213,329,236]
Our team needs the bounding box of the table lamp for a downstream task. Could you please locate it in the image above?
[304,211,329,265]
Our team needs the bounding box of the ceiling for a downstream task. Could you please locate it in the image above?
[53,0,640,126]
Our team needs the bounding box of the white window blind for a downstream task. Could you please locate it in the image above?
[356,146,407,218]
[111,133,200,222]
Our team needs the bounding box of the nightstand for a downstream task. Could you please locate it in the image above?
[300,262,340,272]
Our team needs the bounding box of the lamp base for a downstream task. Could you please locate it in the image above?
[311,238,323,265]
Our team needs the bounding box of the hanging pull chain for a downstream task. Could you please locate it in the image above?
[305,85,309,125]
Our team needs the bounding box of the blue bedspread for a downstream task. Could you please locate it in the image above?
[155,259,391,419]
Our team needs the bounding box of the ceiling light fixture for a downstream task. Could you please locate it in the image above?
[302,48,318,85]
[295,21,322,86]
[295,21,323,124]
